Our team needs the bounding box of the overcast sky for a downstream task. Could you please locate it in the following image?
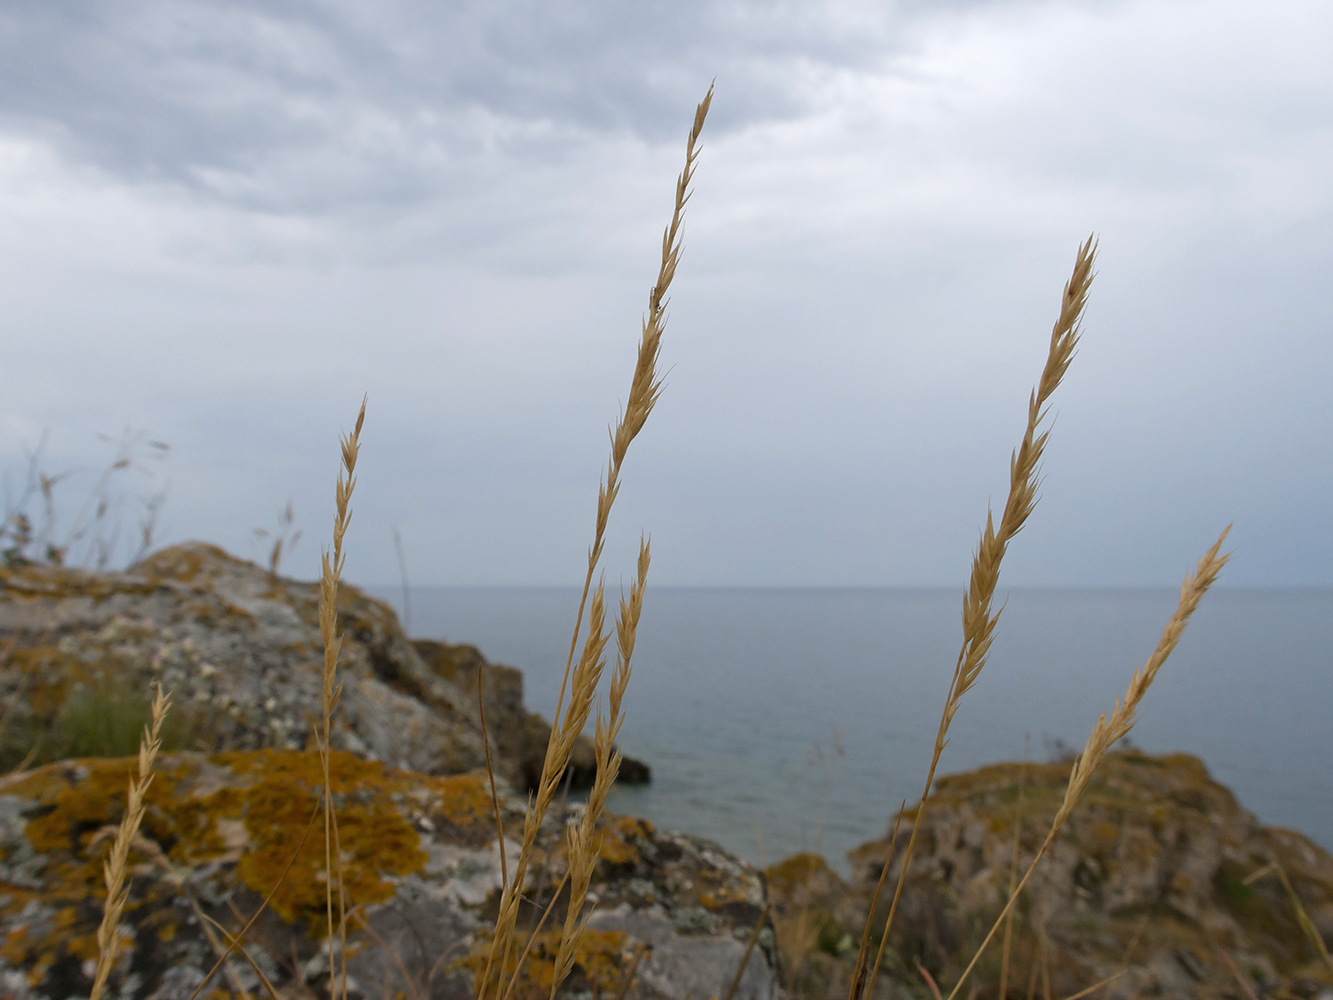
[0,0,1328,588]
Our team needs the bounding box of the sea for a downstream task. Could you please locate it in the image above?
[366,585,1333,875]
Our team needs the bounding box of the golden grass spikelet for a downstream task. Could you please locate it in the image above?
[952,235,1096,718]
[858,238,1097,1000]
[553,583,610,779]
[479,85,710,1000]
[549,538,651,999]
[942,525,1232,1000]
[1058,525,1231,821]
[482,583,609,998]
[555,80,712,737]
[90,683,172,1000]
[316,394,367,1000]
[609,538,649,729]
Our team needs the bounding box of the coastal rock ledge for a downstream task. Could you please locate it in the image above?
[766,752,1333,1000]
[0,749,775,1000]
[0,542,648,791]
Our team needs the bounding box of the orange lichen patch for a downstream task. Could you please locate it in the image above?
[134,543,233,584]
[0,563,157,602]
[421,772,494,831]
[11,758,183,889]
[596,815,653,866]
[218,750,492,833]
[1,748,504,992]
[214,750,429,934]
[470,927,633,999]
[696,868,758,913]
[4,750,482,947]
[1,923,32,967]
[4,645,60,677]
[765,852,828,894]
[0,763,181,985]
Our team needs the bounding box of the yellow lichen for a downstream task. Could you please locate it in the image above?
[469,927,632,999]
[1,747,503,992]
[596,815,652,866]
[215,750,431,934]
[765,852,828,893]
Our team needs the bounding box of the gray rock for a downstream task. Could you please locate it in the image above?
[0,543,646,793]
[0,749,776,1000]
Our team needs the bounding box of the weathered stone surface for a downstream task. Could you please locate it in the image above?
[0,749,776,1000]
[0,543,646,793]
[765,751,1333,1000]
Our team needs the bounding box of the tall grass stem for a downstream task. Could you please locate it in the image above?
[479,84,711,1000]
[316,395,366,1000]
[89,684,171,1000]
[862,237,1098,995]
[943,527,1231,1000]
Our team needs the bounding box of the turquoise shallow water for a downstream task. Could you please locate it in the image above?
[367,585,1333,874]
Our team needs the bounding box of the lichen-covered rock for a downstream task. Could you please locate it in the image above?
[0,749,776,1000]
[0,543,647,792]
[766,751,1333,1000]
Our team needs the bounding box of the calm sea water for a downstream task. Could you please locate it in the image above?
[366,586,1333,874]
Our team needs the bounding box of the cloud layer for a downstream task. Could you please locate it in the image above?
[1,0,1329,586]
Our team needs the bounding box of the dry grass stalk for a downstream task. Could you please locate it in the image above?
[1244,860,1333,975]
[89,683,171,1000]
[550,79,712,737]
[499,869,572,1000]
[1038,918,1052,1000]
[1055,970,1126,1000]
[186,797,322,1000]
[129,832,280,1000]
[347,907,429,1000]
[315,395,367,1000]
[1056,528,1230,818]
[613,945,649,1000]
[999,762,1027,998]
[478,664,509,891]
[1216,948,1261,1000]
[549,538,651,999]
[722,902,771,1000]
[943,527,1231,1000]
[479,83,711,1000]
[484,584,608,996]
[194,911,275,1000]
[919,965,945,1000]
[857,236,1098,1000]
[849,803,905,1000]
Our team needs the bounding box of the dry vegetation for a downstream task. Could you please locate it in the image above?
[72,83,1294,1000]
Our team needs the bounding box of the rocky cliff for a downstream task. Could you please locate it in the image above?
[766,751,1333,999]
[0,543,771,1000]
[0,542,647,793]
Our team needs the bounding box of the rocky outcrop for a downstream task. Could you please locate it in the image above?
[0,748,775,1000]
[765,751,1333,999]
[0,543,647,793]
[412,640,651,792]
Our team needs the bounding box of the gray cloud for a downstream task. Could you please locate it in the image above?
[0,0,1329,587]
[0,0,922,212]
